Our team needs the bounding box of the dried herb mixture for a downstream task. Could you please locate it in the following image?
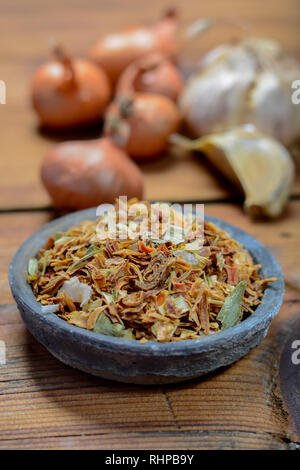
[27,199,276,342]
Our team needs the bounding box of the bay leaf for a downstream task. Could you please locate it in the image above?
[93,313,125,337]
[217,280,247,330]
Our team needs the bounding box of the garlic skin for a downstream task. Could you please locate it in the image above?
[58,277,92,307]
[180,38,300,147]
[171,126,295,218]
[40,277,92,314]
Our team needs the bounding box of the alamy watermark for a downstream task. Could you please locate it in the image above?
[0,80,6,104]
[95,197,204,245]
[291,340,300,365]
[0,340,6,365]
[291,80,300,105]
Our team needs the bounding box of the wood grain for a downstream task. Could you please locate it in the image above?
[0,0,299,210]
[1,0,299,451]
[1,202,300,449]
[0,433,294,450]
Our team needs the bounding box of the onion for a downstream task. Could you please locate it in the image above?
[88,9,179,85]
[31,45,111,128]
[180,37,300,147]
[116,52,184,102]
[105,93,181,160]
[41,137,144,210]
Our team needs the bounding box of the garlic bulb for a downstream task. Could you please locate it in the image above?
[180,38,300,147]
[171,126,295,218]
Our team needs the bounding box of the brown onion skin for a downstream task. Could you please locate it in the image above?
[116,53,184,102]
[106,93,181,161]
[31,58,111,128]
[41,137,144,210]
[88,10,179,86]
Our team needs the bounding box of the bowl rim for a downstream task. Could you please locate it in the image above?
[9,206,284,357]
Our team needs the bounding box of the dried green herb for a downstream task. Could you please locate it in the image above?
[68,245,102,273]
[217,280,247,330]
[93,312,125,337]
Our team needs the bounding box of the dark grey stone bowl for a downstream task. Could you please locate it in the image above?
[9,208,284,385]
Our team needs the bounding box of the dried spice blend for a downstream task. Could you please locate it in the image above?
[27,199,276,342]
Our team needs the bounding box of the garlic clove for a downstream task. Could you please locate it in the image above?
[171,127,295,218]
[248,71,296,147]
[180,45,257,136]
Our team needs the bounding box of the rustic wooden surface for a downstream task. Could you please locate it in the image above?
[0,203,300,450]
[0,0,300,450]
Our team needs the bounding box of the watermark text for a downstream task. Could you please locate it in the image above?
[0,341,6,365]
[0,80,6,104]
[291,339,300,365]
[291,80,300,105]
[95,197,204,244]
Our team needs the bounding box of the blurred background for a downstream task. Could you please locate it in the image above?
[0,0,299,210]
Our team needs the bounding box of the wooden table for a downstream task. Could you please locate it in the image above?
[0,0,299,450]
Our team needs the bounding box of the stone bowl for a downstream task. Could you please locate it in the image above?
[9,208,284,385]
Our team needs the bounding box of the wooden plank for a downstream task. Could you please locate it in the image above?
[0,287,299,449]
[0,108,235,210]
[0,0,298,60]
[0,431,295,450]
[0,202,300,449]
[0,287,299,447]
[0,0,299,210]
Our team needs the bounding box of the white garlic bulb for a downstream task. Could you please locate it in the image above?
[180,38,300,147]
